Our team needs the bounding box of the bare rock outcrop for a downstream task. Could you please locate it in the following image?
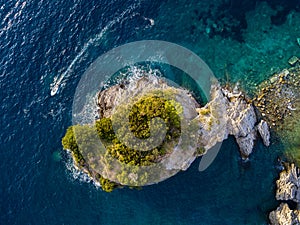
[98,85,125,118]
[197,83,270,159]
[276,163,300,203]
[269,164,300,225]
[257,120,270,146]
[269,203,300,225]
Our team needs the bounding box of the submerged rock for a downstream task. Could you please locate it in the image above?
[288,56,299,66]
[253,64,300,130]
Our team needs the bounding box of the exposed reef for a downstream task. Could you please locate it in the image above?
[251,59,300,225]
[275,163,300,204]
[269,164,300,225]
[269,203,300,225]
[253,60,300,167]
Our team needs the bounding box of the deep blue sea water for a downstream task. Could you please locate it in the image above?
[1,0,298,224]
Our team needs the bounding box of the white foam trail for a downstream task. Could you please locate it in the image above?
[50,3,140,96]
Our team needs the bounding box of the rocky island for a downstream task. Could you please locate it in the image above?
[61,58,300,224]
[62,74,270,192]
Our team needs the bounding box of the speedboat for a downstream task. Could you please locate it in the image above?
[50,83,59,96]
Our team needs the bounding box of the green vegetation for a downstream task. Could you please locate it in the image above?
[62,124,118,192]
[199,107,210,116]
[95,118,116,141]
[99,176,118,192]
[196,146,206,155]
[107,142,162,166]
[108,94,182,167]
[61,93,183,192]
[128,95,181,140]
[62,126,85,166]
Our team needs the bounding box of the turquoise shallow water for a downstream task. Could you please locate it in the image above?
[1,0,298,224]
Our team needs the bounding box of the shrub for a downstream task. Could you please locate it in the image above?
[99,176,118,192]
[95,118,116,141]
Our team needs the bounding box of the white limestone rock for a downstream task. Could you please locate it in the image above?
[257,120,270,146]
[196,83,268,159]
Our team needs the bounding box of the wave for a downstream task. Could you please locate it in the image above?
[50,2,141,96]
[0,0,27,36]
[65,151,101,187]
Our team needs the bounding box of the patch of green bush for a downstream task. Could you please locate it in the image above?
[128,95,181,140]
[95,118,116,141]
[62,93,183,192]
[62,126,85,166]
[99,176,118,193]
[107,141,161,166]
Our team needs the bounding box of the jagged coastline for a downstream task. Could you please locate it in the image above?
[62,74,272,192]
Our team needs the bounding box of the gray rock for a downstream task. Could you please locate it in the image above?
[276,164,300,203]
[235,130,256,158]
[288,56,299,66]
[98,85,125,118]
[196,83,269,159]
[269,164,300,225]
[197,85,229,151]
[257,120,270,146]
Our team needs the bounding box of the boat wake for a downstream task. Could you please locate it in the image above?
[50,3,140,96]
